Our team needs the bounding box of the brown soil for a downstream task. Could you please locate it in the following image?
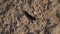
[0,0,60,34]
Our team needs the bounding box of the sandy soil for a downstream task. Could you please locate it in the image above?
[0,0,60,34]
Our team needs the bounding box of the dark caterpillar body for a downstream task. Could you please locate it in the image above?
[28,0,32,5]
[22,10,36,20]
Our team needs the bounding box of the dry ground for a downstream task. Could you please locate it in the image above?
[0,0,60,34]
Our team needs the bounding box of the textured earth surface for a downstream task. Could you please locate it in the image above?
[0,0,60,34]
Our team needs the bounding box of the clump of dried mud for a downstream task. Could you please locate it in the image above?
[0,0,60,34]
